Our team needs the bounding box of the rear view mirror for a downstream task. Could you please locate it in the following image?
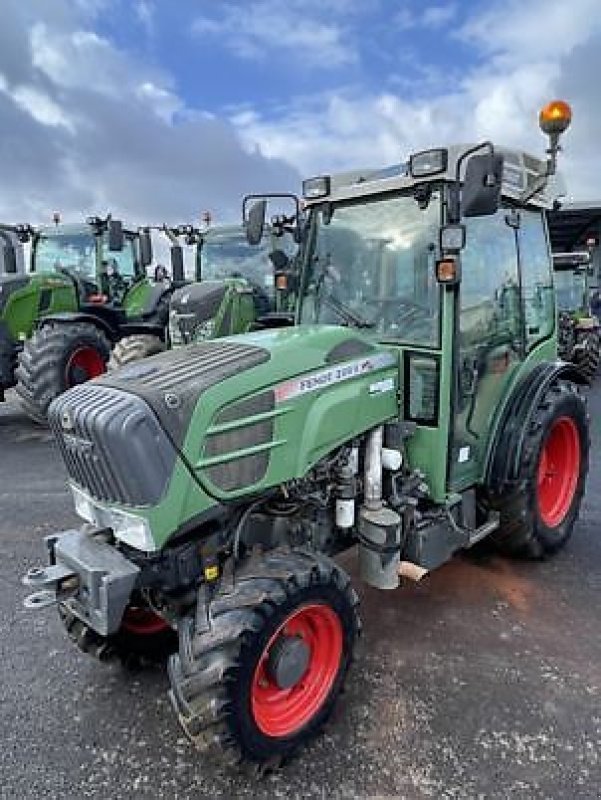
[108,219,124,251]
[245,200,267,246]
[139,230,152,267]
[462,153,504,217]
[2,241,17,273]
[170,245,185,283]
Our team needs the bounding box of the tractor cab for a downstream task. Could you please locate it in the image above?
[553,251,592,317]
[553,250,600,379]
[165,218,300,346]
[29,217,148,310]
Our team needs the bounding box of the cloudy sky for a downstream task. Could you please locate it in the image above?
[0,0,599,227]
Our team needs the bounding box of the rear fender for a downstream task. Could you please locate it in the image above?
[485,361,586,493]
[37,311,118,342]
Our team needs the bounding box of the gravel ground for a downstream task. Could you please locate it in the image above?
[1,386,599,800]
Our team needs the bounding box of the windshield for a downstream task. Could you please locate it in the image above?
[201,232,277,296]
[34,233,96,278]
[554,270,586,312]
[300,192,441,346]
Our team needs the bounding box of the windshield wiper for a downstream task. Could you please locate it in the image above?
[322,293,375,329]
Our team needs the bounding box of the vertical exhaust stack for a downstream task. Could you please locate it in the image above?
[358,426,402,589]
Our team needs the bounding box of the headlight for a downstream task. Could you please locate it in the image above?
[409,148,448,177]
[71,484,157,552]
[302,175,331,199]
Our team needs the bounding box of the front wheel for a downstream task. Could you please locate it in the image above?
[15,322,110,423]
[168,548,360,769]
[108,334,165,370]
[490,380,589,558]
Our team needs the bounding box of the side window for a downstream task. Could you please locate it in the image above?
[517,209,554,350]
[460,210,521,348]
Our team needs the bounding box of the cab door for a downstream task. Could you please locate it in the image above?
[449,208,523,490]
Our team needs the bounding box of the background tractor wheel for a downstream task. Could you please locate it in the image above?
[109,334,165,370]
[168,547,360,770]
[490,380,589,558]
[58,602,177,667]
[15,322,110,423]
[573,329,600,383]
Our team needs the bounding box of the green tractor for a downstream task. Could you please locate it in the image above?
[24,101,589,769]
[0,216,171,422]
[166,215,300,350]
[109,216,300,367]
[553,250,600,381]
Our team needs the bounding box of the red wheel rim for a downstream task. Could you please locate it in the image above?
[120,607,170,636]
[65,346,106,386]
[537,416,580,527]
[251,603,343,738]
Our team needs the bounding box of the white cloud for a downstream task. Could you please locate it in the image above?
[231,0,600,199]
[1,83,75,132]
[191,0,355,68]
[0,7,299,224]
[396,3,457,31]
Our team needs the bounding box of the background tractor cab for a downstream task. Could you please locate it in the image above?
[553,250,600,380]
[0,215,173,421]
[24,101,589,771]
[166,213,300,348]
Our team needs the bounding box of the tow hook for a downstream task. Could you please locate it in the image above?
[22,564,79,609]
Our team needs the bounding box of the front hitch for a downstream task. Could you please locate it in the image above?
[22,528,140,637]
[23,562,79,609]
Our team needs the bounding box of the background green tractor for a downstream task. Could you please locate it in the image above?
[0,215,171,422]
[25,101,589,770]
[553,250,600,381]
[168,209,300,345]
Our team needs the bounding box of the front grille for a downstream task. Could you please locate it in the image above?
[49,384,177,507]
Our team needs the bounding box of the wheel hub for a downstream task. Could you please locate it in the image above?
[266,634,311,689]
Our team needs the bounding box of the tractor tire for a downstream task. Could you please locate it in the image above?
[109,334,165,370]
[490,380,589,559]
[168,547,360,770]
[572,329,600,383]
[15,322,110,423]
[58,602,177,667]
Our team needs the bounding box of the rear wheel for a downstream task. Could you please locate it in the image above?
[491,380,589,558]
[109,334,165,370]
[58,602,177,666]
[15,322,110,423]
[168,547,360,769]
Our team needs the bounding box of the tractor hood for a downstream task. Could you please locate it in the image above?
[94,325,384,446]
[48,325,400,545]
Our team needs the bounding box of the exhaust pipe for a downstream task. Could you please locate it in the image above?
[359,427,402,589]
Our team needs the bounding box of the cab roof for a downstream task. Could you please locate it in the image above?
[303,144,562,211]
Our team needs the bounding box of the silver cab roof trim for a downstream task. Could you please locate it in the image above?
[304,143,563,210]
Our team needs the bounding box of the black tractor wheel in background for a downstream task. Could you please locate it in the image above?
[169,547,360,770]
[490,380,589,559]
[108,334,165,370]
[58,602,177,667]
[15,322,110,423]
[572,329,600,383]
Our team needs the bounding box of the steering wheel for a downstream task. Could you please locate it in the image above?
[366,295,427,319]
